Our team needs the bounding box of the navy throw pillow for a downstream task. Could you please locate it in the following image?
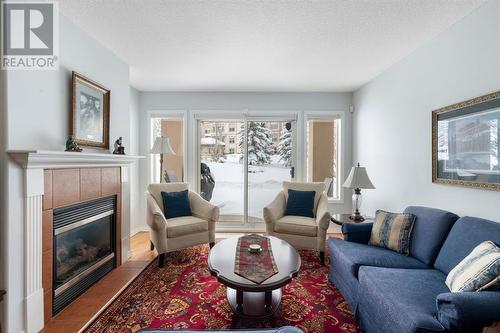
[286,189,315,218]
[161,190,192,219]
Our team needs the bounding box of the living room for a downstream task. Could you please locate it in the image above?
[0,1,499,332]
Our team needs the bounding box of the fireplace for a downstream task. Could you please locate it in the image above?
[52,196,116,315]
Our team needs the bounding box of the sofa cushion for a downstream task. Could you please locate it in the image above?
[404,206,459,266]
[275,216,317,237]
[285,189,315,218]
[327,238,428,279]
[358,267,448,333]
[434,216,500,275]
[369,210,415,255]
[167,216,208,238]
[445,240,500,292]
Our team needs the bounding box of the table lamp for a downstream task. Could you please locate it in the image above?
[343,163,375,221]
[150,137,176,183]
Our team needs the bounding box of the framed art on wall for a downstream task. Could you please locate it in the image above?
[432,91,500,190]
[71,71,110,149]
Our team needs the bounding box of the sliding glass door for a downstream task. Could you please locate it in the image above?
[199,120,245,224]
[198,118,296,229]
[246,120,295,224]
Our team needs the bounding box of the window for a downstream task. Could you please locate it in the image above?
[229,124,236,132]
[229,148,235,154]
[229,136,235,144]
[150,117,184,183]
[270,122,278,129]
[306,118,341,200]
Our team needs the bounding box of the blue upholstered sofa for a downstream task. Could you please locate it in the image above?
[328,206,500,333]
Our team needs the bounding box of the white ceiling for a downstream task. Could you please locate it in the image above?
[59,0,486,92]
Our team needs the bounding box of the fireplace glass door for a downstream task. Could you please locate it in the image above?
[52,196,116,315]
[54,212,114,291]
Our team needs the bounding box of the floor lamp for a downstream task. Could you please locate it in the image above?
[150,137,176,183]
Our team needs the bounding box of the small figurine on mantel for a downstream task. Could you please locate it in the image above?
[113,136,125,155]
[65,135,82,152]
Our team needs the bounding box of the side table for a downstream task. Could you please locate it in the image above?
[331,213,374,226]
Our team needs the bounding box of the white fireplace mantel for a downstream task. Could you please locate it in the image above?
[8,149,144,169]
[8,150,144,333]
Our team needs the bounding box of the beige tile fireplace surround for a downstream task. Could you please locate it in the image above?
[8,150,143,333]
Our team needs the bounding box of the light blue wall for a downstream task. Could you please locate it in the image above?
[353,1,500,221]
[3,14,134,332]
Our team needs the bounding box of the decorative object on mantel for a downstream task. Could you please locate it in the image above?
[71,71,110,149]
[113,136,125,155]
[150,136,176,183]
[343,163,375,221]
[65,135,82,152]
[432,91,500,191]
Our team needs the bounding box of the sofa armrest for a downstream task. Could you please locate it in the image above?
[436,291,500,331]
[341,222,373,244]
[188,191,219,222]
[146,194,168,231]
[316,193,331,231]
[263,191,286,224]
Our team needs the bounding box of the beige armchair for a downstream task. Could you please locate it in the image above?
[263,181,331,265]
[146,183,219,267]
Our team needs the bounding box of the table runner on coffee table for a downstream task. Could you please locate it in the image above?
[234,234,279,284]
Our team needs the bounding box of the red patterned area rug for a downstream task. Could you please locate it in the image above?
[84,245,362,333]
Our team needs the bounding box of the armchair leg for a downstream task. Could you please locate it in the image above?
[319,251,325,266]
[209,242,215,249]
[150,241,154,251]
[158,253,166,268]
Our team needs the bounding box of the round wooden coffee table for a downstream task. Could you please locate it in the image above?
[208,236,301,320]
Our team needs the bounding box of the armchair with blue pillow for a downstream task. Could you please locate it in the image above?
[263,181,331,265]
[146,183,219,267]
[328,206,500,333]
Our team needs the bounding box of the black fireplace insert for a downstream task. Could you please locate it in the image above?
[52,196,116,315]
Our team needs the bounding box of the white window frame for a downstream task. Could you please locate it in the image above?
[303,111,345,204]
[146,110,188,184]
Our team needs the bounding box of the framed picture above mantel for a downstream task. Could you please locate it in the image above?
[432,91,500,191]
[71,71,110,149]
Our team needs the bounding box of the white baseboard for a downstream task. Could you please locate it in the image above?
[131,227,149,237]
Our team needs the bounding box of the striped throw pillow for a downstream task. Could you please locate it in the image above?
[369,210,416,255]
[445,241,500,292]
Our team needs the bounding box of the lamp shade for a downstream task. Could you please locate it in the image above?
[343,163,375,189]
[150,137,176,155]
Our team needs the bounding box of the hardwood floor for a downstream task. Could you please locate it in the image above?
[42,231,341,333]
[38,231,500,333]
[42,232,154,333]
